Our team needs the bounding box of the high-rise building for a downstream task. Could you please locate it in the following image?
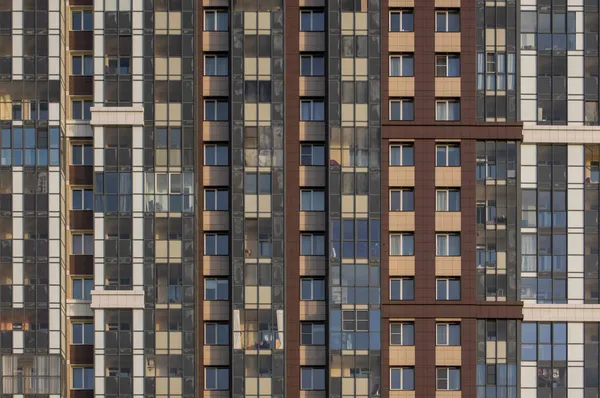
[1,0,600,397]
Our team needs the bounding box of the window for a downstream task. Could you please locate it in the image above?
[301,144,325,166]
[72,323,94,345]
[436,189,460,211]
[436,99,460,121]
[105,57,131,74]
[72,278,93,300]
[436,278,461,300]
[301,234,325,256]
[390,54,414,77]
[436,10,460,32]
[205,323,229,345]
[205,55,228,76]
[204,144,228,166]
[390,189,414,211]
[390,278,415,300]
[435,54,460,77]
[72,234,93,255]
[300,10,325,31]
[301,278,325,300]
[72,367,94,389]
[72,100,93,120]
[245,172,271,194]
[301,367,326,390]
[205,233,229,256]
[205,278,228,301]
[436,144,460,166]
[301,323,325,345]
[436,233,460,256]
[390,99,414,121]
[391,368,415,390]
[205,100,229,121]
[390,10,414,32]
[437,367,461,390]
[301,55,325,76]
[390,322,414,345]
[205,10,228,31]
[205,367,229,390]
[72,10,93,31]
[72,144,93,165]
[437,323,460,345]
[390,144,414,166]
[301,190,325,211]
[301,100,325,121]
[72,189,93,210]
[205,189,228,211]
[72,55,93,75]
[390,233,414,256]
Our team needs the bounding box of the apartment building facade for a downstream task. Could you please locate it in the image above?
[0,0,599,397]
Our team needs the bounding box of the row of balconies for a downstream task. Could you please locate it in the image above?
[202,76,325,97]
[203,31,325,53]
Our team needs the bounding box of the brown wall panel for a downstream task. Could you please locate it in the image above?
[69,345,94,365]
[70,210,94,231]
[69,31,93,52]
[69,255,94,275]
[69,76,94,96]
[69,166,93,186]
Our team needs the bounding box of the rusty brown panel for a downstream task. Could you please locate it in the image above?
[69,31,93,52]
[69,345,94,365]
[69,76,94,96]
[70,0,94,5]
[69,255,94,275]
[70,391,94,398]
[69,166,94,186]
[70,210,94,230]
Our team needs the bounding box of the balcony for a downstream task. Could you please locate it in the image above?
[299,166,326,187]
[70,210,94,230]
[70,255,94,275]
[299,32,325,52]
[203,32,229,52]
[203,166,229,187]
[299,77,326,97]
[69,76,94,96]
[69,31,93,51]
[69,165,93,185]
[70,344,94,364]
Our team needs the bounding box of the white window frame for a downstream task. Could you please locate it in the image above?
[390,322,414,346]
[204,100,229,121]
[205,322,229,345]
[300,189,325,211]
[390,278,414,300]
[389,54,414,77]
[71,188,93,211]
[436,278,461,301]
[436,144,460,166]
[390,99,414,121]
[204,54,229,76]
[436,367,461,391]
[301,233,325,256]
[301,278,325,301]
[300,10,325,32]
[436,323,461,346]
[436,233,461,256]
[300,54,325,76]
[71,54,93,76]
[436,189,460,212]
[436,99,460,121]
[300,100,325,121]
[389,10,414,32]
[204,233,229,256]
[72,322,94,345]
[390,233,414,256]
[205,189,229,211]
[205,278,229,301]
[390,189,414,211]
[204,10,228,32]
[205,367,229,390]
[435,9,460,32]
[389,144,414,166]
[435,54,460,77]
[204,144,229,166]
[390,367,415,391]
[300,144,325,166]
[72,233,93,255]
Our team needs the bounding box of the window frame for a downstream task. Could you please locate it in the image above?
[389,144,415,166]
[300,233,325,256]
[435,189,460,212]
[205,278,229,301]
[390,233,415,256]
[72,277,93,301]
[71,99,93,121]
[71,10,93,31]
[301,367,326,391]
[390,367,415,391]
[436,278,461,301]
[72,144,93,165]
[390,322,415,346]
[204,54,229,76]
[435,144,461,166]
[390,188,414,212]
[389,54,414,77]
[300,189,325,212]
[390,278,415,300]
[435,99,461,121]
[300,10,325,32]
[205,367,230,390]
[204,10,229,32]
[300,278,325,301]
[436,323,461,346]
[71,188,93,211]
[72,233,93,255]
[72,322,94,345]
[435,9,460,32]
[436,367,461,391]
[204,143,229,166]
[72,367,94,390]
[435,54,460,77]
[390,99,415,121]
[301,322,326,345]
[204,188,229,211]
[300,54,325,76]
[205,322,230,345]
[389,9,414,32]
[436,233,461,256]
[300,143,325,166]
[204,100,229,121]
[300,100,325,121]
[204,233,229,256]
[71,54,94,76]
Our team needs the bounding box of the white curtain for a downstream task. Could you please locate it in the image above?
[276,310,284,350]
[390,235,401,255]
[390,57,401,76]
[436,191,447,211]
